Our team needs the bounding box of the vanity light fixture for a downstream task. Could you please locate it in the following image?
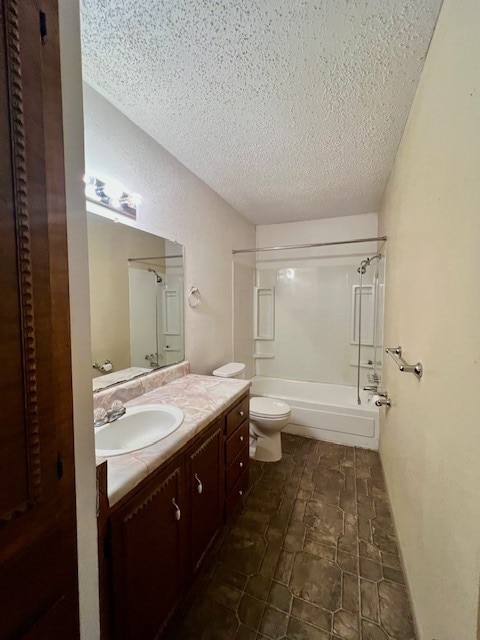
[84,173,142,219]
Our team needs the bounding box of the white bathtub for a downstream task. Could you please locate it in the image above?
[250,376,379,450]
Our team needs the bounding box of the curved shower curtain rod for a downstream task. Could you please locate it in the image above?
[232,236,387,255]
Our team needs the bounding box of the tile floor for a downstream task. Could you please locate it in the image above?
[172,434,416,640]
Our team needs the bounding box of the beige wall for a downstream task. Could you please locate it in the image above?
[59,2,100,638]
[378,1,480,638]
[83,84,256,376]
[87,213,165,375]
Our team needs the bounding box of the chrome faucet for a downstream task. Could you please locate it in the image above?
[363,385,379,392]
[375,395,391,407]
[94,400,126,428]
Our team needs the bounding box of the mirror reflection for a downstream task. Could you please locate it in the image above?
[87,211,184,391]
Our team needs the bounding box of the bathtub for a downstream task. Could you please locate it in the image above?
[250,376,379,450]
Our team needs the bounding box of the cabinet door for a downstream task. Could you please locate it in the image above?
[0,2,79,638]
[111,461,186,640]
[188,421,224,571]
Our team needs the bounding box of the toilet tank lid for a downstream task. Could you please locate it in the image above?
[212,362,246,378]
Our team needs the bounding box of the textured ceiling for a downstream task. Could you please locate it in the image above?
[80,0,442,224]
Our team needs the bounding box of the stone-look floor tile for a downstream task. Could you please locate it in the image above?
[217,528,267,575]
[312,464,345,492]
[297,487,314,500]
[303,538,337,561]
[371,515,395,536]
[274,549,295,584]
[360,579,379,622]
[337,534,357,555]
[260,544,282,579]
[259,606,289,639]
[299,478,315,492]
[359,558,383,582]
[312,490,341,507]
[372,530,399,556]
[383,566,405,585]
[238,594,266,631]
[361,619,389,640]
[344,474,355,493]
[359,540,382,563]
[378,580,416,639]
[204,579,243,610]
[285,521,306,551]
[236,624,257,640]
[304,501,343,546]
[245,574,272,601]
[357,516,372,542]
[289,551,341,611]
[356,477,368,495]
[269,512,290,529]
[355,464,370,480]
[342,572,359,614]
[344,513,358,540]
[339,490,357,515]
[287,617,330,640]
[280,495,296,514]
[291,597,331,631]
[212,562,249,590]
[266,526,285,546]
[380,551,402,571]
[337,551,358,574]
[240,515,269,535]
[333,609,359,640]
[268,581,292,613]
[284,532,304,552]
[180,595,239,639]
[291,499,307,522]
[173,437,417,640]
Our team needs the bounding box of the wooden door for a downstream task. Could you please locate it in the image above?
[0,1,79,638]
[110,461,187,640]
[188,421,224,572]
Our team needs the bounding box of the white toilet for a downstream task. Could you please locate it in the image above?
[212,362,291,462]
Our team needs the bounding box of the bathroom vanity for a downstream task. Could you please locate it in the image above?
[96,371,250,640]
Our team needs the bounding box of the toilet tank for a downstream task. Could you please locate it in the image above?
[212,362,246,379]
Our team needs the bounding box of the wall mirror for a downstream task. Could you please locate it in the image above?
[87,210,185,392]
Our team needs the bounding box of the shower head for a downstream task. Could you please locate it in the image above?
[357,254,382,274]
[148,268,163,283]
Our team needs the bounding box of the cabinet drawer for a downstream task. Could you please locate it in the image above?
[226,468,249,519]
[225,419,249,466]
[226,395,249,437]
[226,444,249,495]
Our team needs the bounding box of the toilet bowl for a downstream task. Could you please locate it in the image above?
[211,362,291,462]
[249,396,291,462]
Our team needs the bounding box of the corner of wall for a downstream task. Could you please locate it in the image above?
[59,2,100,638]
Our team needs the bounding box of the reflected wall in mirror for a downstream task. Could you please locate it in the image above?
[87,210,184,392]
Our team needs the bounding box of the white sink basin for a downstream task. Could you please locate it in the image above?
[95,404,184,457]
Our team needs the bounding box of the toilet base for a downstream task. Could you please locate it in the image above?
[250,426,282,462]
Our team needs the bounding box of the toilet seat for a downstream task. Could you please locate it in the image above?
[250,396,291,419]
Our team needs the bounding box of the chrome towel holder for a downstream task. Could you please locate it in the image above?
[385,347,423,378]
[188,286,201,308]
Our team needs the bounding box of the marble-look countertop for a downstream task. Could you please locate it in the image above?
[98,374,251,506]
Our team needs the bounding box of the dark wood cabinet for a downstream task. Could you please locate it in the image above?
[99,392,250,640]
[0,1,79,637]
[110,461,187,640]
[188,420,224,572]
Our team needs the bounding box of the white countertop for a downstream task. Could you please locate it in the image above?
[98,374,250,506]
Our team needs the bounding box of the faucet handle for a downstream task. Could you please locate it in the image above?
[108,400,126,422]
[94,407,108,428]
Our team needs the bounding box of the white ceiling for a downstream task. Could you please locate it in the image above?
[80,0,442,225]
